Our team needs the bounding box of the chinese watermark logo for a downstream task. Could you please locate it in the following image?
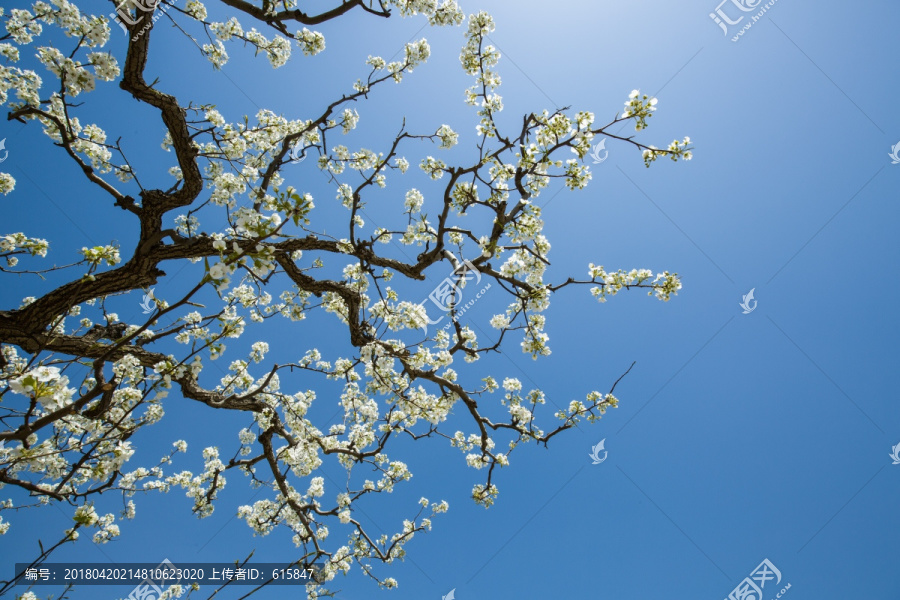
[739,288,757,314]
[126,558,180,600]
[288,143,307,164]
[589,138,609,164]
[420,258,491,334]
[139,288,156,314]
[725,558,790,600]
[110,0,171,40]
[890,442,900,465]
[889,142,900,165]
[710,0,781,42]
[589,439,608,464]
[0,139,8,163]
[709,0,761,34]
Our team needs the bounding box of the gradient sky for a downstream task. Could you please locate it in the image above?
[2,0,899,599]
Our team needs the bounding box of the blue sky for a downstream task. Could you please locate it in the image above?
[2,0,899,598]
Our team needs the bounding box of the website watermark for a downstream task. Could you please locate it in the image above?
[288,143,307,164]
[589,138,609,164]
[125,558,181,600]
[889,142,900,165]
[724,558,791,600]
[589,439,608,464]
[139,288,156,314]
[110,0,172,41]
[419,258,491,335]
[709,0,781,42]
[739,288,757,314]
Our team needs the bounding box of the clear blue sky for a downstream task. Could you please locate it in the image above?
[2,0,899,598]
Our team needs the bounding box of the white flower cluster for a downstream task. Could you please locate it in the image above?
[244,28,293,68]
[435,124,458,149]
[642,136,693,167]
[471,483,499,508]
[588,263,682,302]
[173,214,200,237]
[341,108,359,134]
[0,3,113,109]
[555,391,620,425]
[460,12,501,138]
[153,446,227,518]
[622,89,657,131]
[72,503,121,544]
[81,244,121,266]
[404,188,424,213]
[387,0,464,26]
[210,17,242,41]
[0,173,15,195]
[402,38,431,79]
[296,27,325,56]
[1,232,49,259]
[185,0,207,20]
[202,40,228,69]
[419,155,445,179]
[72,123,114,172]
[87,52,119,81]
[8,366,75,412]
